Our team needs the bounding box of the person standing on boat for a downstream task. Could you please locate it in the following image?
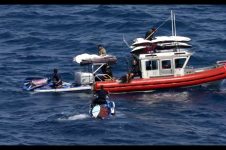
[145,27,157,40]
[97,45,113,80]
[51,68,63,88]
[101,63,113,79]
[97,44,107,56]
[91,85,109,107]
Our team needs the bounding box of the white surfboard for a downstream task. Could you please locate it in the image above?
[73,53,100,64]
[131,46,147,52]
[132,38,152,46]
[73,53,117,65]
[132,42,191,52]
[131,42,191,53]
[157,42,192,47]
[91,105,100,118]
[132,36,191,46]
[150,36,191,43]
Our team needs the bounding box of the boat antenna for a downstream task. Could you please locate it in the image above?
[171,10,174,36]
[171,10,179,51]
[174,12,176,36]
[145,15,170,40]
[171,10,177,36]
[123,34,131,49]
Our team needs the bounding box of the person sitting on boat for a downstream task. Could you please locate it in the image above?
[97,44,107,56]
[119,59,140,83]
[126,59,141,82]
[118,59,140,83]
[91,85,109,107]
[145,27,157,40]
[51,68,63,88]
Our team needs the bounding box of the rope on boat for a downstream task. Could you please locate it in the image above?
[123,34,131,49]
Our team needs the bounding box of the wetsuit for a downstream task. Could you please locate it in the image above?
[101,64,113,78]
[92,89,108,107]
[52,73,62,88]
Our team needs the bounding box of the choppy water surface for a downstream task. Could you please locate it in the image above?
[1,5,226,145]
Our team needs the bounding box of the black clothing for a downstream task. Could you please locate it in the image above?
[130,63,141,77]
[51,73,62,88]
[119,75,127,83]
[126,60,141,83]
[96,89,108,101]
[145,31,154,40]
[91,89,108,107]
[92,97,107,106]
[145,29,156,40]
[101,64,113,78]
[131,64,139,74]
[52,73,61,82]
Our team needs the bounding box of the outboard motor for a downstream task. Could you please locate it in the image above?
[74,72,94,86]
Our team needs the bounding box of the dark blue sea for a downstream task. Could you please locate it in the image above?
[1,4,226,145]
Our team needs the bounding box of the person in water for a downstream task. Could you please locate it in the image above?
[97,44,107,56]
[51,68,63,88]
[91,86,116,117]
[91,85,109,107]
[145,27,157,40]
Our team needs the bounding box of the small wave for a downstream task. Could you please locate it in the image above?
[68,114,90,120]
[218,79,226,92]
[114,111,125,118]
[57,114,90,121]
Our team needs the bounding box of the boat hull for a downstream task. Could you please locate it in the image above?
[94,65,226,93]
[33,85,92,93]
[23,77,92,93]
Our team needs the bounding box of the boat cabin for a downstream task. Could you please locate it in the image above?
[132,49,193,78]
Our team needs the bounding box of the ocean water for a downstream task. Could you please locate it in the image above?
[1,4,226,145]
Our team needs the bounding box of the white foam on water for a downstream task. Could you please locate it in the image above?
[57,114,90,121]
[219,79,226,92]
[67,114,90,120]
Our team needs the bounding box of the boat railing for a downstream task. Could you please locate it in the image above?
[216,60,226,67]
[94,73,113,81]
